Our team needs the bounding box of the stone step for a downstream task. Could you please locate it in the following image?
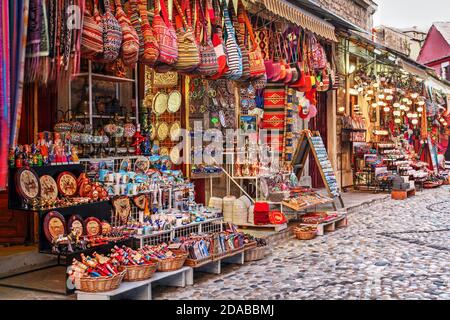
[0,247,57,279]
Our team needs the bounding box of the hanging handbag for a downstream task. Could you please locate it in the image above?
[81,0,104,57]
[235,1,250,81]
[310,34,327,70]
[128,0,144,58]
[209,0,227,79]
[222,0,243,80]
[153,0,178,66]
[96,0,123,63]
[173,0,200,72]
[242,10,265,79]
[287,29,299,83]
[138,0,160,66]
[114,0,139,67]
[196,0,219,77]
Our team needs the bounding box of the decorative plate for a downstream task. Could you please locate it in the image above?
[112,197,132,224]
[170,146,182,164]
[150,123,157,141]
[43,211,66,242]
[15,168,41,201]
[39,175,59,202]
[170,121,181,141]
[67,215,84,237]
[56,171,78,197]
[152,91,168,115]
[101,221,112,235]
[157,122,169,141]
[167,90,182,113]
[84,217,102,237]
[134,156,150,173]
[160,147,170,157]
[133,194,147,210]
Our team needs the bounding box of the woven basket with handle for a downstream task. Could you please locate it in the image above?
[77,270,126,293]
[119,262,158,282]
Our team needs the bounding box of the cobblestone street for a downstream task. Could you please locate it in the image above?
[154,188,450,300]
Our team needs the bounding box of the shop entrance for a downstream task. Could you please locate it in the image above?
[308,93,328,188]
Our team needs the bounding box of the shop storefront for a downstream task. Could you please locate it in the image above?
[0,0,349,296]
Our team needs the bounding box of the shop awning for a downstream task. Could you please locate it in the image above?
[400,59,429,80]
[248,0,338,42]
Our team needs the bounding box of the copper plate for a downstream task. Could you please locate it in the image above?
[84,217,102,237]
[43,211,66,242]
[39,175,58,202]
[56,171,78,197]
[15,168,41,201]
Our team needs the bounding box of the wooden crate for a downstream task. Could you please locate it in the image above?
[299,214,347,236]
[391,188,415,200]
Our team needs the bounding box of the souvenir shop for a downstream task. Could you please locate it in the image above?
[335,32,450,197]
[0,0,347,297]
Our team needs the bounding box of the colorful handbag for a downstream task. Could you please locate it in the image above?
[128,0,144,58]
[310,34,327,70]
[96,0,123,63]
[235,1,250,81]
[241,4,265,79]
[114,0,139,67]
[153,0,178,66]
[196,0,219,77]
[222,0,243,80]
[138,0,160,66]
[173,0,200,72]
[81,0,104,57]
[209,0,227,79]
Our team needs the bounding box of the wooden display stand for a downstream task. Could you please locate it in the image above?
[291,131,345,210]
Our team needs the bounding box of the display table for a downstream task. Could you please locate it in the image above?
[76,266,193,300]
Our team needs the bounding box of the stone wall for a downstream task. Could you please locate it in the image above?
[312,0,377,32]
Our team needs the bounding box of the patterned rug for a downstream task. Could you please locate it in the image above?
[263,84,286,158]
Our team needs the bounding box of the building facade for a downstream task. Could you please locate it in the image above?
[417,22,450,81]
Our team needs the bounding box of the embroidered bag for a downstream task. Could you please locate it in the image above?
[97,0,123,63]
[114,0,139,67]
[209,0,227,79]
[153,0,178,66]
[173,0,200,72]
[242,9,265,79]
[81,0,104,57]
[235,0,250,81]
[138,0,160,66]
[128,0,144,58]
[197,0,219,77]
[311,34,327,70]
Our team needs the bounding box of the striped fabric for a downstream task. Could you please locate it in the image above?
[222,0,242,80]
[114,0,139,66]
[81,0,103,56]
[173,0,200,72]
[263,84,286,158]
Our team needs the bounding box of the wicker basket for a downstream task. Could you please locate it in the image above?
[119,263,158,282]
[77,270,126,293]
[184,255,212,267]
[294,227,317,240]
[155,251,188,272]
[244,246,267,262]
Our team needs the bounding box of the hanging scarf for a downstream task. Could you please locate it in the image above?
[0,0,10,190]
[10,0,30,148]
[25,0,43,82]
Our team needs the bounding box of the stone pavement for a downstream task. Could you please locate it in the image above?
[0,187,448,300]
[153,187,450,300]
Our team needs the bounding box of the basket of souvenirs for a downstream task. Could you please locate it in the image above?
[140,245,188,272]
[244,235,268,262]
[69,253,126,293]
[294,226,317,240]
[111,246,158,282]
[176,236,213,267]
[267,191,289,203]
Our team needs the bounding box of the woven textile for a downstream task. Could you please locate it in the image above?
[114,0,139,66]
[97,0,123,63]
[263,84,286,155]
[153,0,178,66]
